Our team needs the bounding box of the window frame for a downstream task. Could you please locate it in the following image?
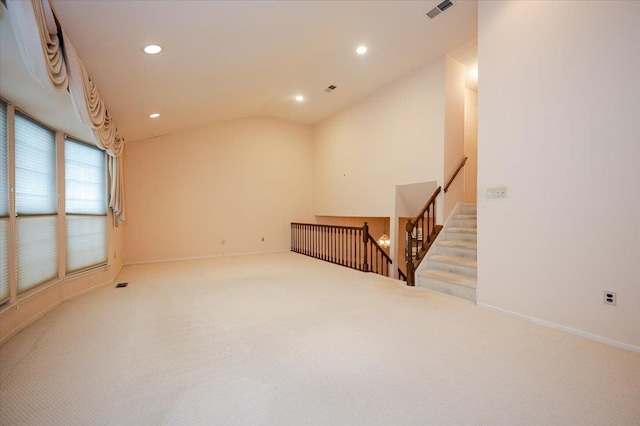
[0,97,112,309]
[14,110,59,295]
[64,137,109,275]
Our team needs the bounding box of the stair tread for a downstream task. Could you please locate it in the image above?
[445,227,477,234]
[438,240,477,249]
[453,214,477,220]
[418,270,476,288]
[427,254,477,268]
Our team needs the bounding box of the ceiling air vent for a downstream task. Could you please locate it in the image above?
[324,85,337,93]
[426,0,454,19]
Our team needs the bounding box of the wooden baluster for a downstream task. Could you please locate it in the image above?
[342,229,349,266]
[351,229,354,268]
[322,227,326,261]
[342,229,345,265]
[362,222,369,272]
[339,228,341,264]
[348,229,351,267]
[433,198,437,236]
[331,227,334,263]
[406,220,415,286]
[343,229,347,266]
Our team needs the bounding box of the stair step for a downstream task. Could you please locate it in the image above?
[426,254,477,278]
[445,227,476,234]
[444,227,477,242]
[453,214,476,220]
[418,270,476,288]
[459,204,477,215]
[451,217,478,228]
[436,240,477,258]
[438,240,477,250]
[416,270,477,302]
[427,254,477,268]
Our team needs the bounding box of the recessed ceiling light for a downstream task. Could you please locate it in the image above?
[143,45,162,55]
[149,113,160,118]
[295,95,304,102]
[356,45,367,55]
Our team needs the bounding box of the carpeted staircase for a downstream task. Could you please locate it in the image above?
[416,204,477,302]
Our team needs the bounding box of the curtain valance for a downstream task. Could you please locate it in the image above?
[7,0,125,225]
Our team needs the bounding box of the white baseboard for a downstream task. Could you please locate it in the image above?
[477,303,640,353]
[124,249,290,266]
[62,277,116,303]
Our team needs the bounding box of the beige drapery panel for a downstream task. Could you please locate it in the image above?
[7,0,125,225]
[6,0,67,92]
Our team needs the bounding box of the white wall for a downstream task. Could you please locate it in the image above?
[464,88,477,203]
[124,117,314,263]
[478,1,640,348]
[313,57,446,218]
[443,56,466,220]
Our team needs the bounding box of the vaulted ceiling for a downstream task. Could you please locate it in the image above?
[0,1,477,143]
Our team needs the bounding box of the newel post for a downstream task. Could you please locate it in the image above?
[406,219,415,286]
[362,222,369,272]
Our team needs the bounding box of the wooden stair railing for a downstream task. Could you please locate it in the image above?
[398,268,407,282]
[291,222,392,277]
[405,187,442,286]
[405,156,468,286]
[444,156,467,193]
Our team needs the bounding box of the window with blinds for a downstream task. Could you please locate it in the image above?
[15,113,58,294]
[0,101,9,304]
[65,138,107,273]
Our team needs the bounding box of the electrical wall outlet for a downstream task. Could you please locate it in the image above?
[221,239,225,245]
[603,291,616,306]
[486,186,508,199]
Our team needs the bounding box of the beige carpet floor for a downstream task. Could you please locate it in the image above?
[1,252,639,425]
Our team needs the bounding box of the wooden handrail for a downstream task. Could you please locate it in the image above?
[291,222,361,231]
[405,185,443,286]
[443,156,467,193]
[367,234,393,264]
[409,186,442,229]
[398,268,407,282]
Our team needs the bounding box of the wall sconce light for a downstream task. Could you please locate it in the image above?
[378,232,390,249]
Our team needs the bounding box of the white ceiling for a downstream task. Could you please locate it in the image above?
[1,1,477,143]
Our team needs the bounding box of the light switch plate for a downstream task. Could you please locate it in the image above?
[486,186,508,199]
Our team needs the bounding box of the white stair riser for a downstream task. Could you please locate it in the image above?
[452,219,477,228]
[436,245,477,259]
[460,205,477,215]
[417,277,476,302]
[444,231,477,242]
[426,260,477,278]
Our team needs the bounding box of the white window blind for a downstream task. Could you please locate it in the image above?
[15,113,58,293]
[0,101,7,217]
[65,140,106,215]
[66,216,107,272]
[65,139,107,273]
[0,101,9,303]
[16,217,57,293]
[0,220,8,304]
[15,114,57,214]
